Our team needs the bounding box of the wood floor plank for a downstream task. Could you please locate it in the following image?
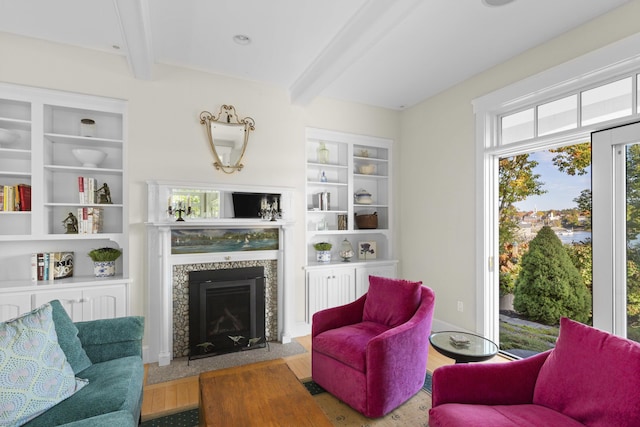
[176,381,191,407]
[150,388,166,414]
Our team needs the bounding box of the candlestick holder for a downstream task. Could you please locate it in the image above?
[168,205,192,221]
[260,203,282,221]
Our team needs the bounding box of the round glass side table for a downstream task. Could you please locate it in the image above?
[429,331,499,363]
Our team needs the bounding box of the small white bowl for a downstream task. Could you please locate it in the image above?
[0,128,20,146]
[72,148,107,168]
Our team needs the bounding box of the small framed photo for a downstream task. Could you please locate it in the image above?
[358,241,377,260]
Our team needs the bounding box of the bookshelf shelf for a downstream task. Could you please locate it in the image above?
[0,83,130,320]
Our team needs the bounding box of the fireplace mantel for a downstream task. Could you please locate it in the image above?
[145,181,295,366]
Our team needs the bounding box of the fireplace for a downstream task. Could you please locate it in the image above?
[188,267,266,359]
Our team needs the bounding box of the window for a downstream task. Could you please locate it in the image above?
[502,109,534,144]
[538,95,577,136]
[581,77,632,126]
[474,33,640,346]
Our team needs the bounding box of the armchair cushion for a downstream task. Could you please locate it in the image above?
[363,275,422,327]
[430,403,586,427]
[313,321,390,372]
[533,317,640,426]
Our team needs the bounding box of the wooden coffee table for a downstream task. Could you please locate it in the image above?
[199,359,332,426]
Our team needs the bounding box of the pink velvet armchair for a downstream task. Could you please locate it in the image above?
[429,317,640,427]
[312,276,435,418]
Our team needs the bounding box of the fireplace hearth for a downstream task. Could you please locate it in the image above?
[188,267,266,360]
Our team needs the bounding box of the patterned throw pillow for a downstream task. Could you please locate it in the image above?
[0,303,88,427]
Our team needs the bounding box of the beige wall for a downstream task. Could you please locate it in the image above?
[0,32,400,326]
[400,0,640,331]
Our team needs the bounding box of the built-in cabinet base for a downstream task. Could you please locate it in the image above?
[306,260,397,322]
[0,280,129,322]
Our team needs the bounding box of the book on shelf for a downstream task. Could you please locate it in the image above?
[18,184,31,211]
[76,207,103,234]
[0,184,31,211]
[33,252,74,281]
[78,176,97,204]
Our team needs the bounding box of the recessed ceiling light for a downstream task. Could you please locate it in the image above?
[232,34,251,46]
[482,0,515,6]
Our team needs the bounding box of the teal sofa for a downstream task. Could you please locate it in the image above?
[21,300,145,427]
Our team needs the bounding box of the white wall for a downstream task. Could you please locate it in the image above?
[0,32,400,328]
[400,0,640,331]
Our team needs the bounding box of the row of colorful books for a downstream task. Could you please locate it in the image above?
[76,207,104,234]
[78,176,98,204]
[31,252,74,281]
[0,184,31,211]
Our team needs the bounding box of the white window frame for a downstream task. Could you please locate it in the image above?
[473,33,640,342]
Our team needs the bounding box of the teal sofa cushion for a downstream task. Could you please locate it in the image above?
[49,300,92,374]
[22,356,143,427]
[0,303,88,427]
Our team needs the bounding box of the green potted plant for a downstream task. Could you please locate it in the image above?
[314,242,332,263]
[88,247,122,277]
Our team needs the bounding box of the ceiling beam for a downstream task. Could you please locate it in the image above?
[113,0,154,80]
[289,0,422,106]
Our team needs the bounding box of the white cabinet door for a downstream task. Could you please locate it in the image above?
[329,267,356,308]
[0,293,32,322]
[32,283,127,321]
[355,263,397,299]
[82,285,127,320]
[306,267,356,322]
[33,289,85,321]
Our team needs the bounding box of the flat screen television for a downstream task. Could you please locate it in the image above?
[231,192,280,218]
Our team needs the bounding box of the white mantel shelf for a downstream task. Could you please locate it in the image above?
[145,181,296,366]
[145,219,293,227]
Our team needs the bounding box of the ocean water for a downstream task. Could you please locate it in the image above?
[556,230,591,245]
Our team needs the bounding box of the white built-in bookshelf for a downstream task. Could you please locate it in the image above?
[304,128,398,323]
[0,82,129,322]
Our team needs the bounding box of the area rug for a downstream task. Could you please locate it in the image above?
[146,340,306,384]
[143,392,432,427]
[140,408,198,427]
[314,390,431,426]
[304,373,432,427]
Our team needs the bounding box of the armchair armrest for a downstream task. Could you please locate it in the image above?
[76,316,144,363]
[431,350,551,407]
[312,294,366,337]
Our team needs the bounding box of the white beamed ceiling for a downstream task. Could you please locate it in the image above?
[0,0,631,110]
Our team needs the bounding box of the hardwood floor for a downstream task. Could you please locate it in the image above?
[141,334,507,421]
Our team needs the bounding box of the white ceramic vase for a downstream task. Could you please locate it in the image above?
[316,251,331,263]
[94,261,116,277]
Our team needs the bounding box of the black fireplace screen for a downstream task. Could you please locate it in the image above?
[188,267,265,359]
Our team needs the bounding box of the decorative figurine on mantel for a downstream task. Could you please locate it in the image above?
[62,212,78,234]
[95,183,112,204]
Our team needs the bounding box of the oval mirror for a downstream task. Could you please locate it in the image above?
[200,105,255,173]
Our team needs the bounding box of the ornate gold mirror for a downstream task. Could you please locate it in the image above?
[200,105,255,173]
